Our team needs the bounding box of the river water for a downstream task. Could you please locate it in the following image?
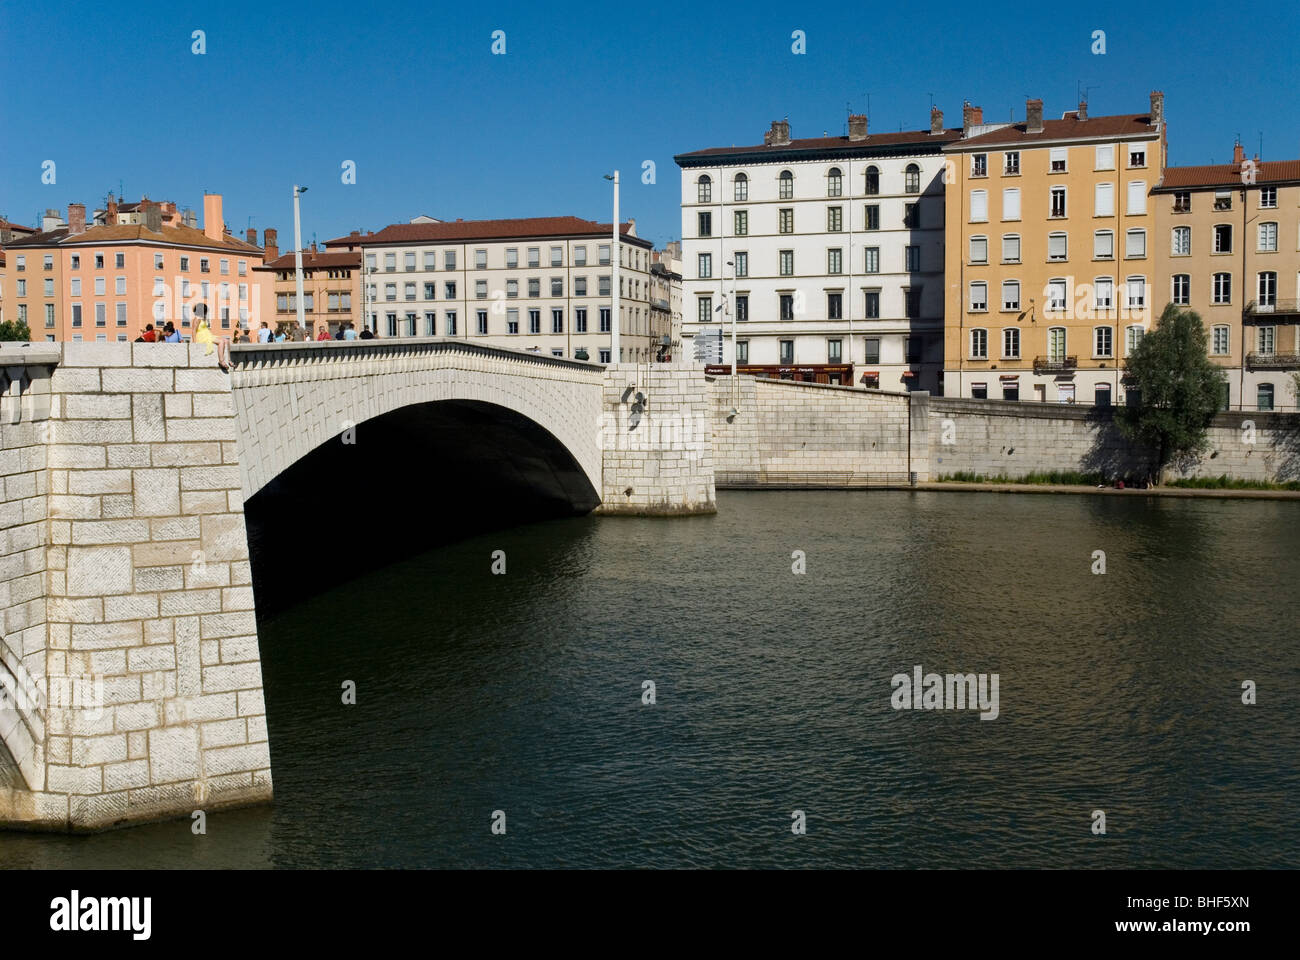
[3,490,1298,868]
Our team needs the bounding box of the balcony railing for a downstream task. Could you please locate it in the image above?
[1033,355,1078,374]
[1246,351,1300,370]
[1243,299,1300,322]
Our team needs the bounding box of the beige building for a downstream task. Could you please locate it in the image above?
[1153,144,1300,411]
[328,216,664,361]
[943,94,1166,403]
[650,241,682,360]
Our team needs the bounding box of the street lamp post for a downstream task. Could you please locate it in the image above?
[292,185,308,333]
[605,171,620,363]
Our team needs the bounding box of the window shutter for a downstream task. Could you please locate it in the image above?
[1127,181,1147,215]
[1095,183,1114,217]
[970,190,988,221]
[1002,188,1020,219]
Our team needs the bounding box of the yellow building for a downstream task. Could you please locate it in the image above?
[943,94,1166,404]
[1153,145,1300,411]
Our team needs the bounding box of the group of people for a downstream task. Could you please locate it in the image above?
[134,319,371,373]
[232,321,370,344]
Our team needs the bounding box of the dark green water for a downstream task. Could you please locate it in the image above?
[4,490,1299,868]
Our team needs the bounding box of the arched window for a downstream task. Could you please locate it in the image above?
[733,172,748,202]
[697,175,711,203]
[970,328,988,359]
[865,165,879,195]
[778,169,794,200]
[1172,225,1191,255]
[904,163,921,194]
[827,167,842,197]
[1047,325,1067,361]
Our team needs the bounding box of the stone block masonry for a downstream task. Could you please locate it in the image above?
[0,342,270,831]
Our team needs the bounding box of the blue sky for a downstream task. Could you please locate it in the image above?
[2,0,1297,250]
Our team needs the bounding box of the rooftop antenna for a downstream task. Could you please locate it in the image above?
[1258,131,1263,159]
[928,92,934,111]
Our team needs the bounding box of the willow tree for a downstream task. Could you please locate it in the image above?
[1116,303,1227,483]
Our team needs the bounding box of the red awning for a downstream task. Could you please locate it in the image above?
[902,370,917,378]
[999,374,1020,381]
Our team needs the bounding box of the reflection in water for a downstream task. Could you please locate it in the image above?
[3,491,1298,868]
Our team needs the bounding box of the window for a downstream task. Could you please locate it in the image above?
[970,328,988,358]
[778,170,793,200]
[1258,325,1276,354]
[970,282,988,312]
[1126,181,1147,215]
[70,277,81,296]
[1260,187,1277,209]
[475,249,488,269]
[94,276,106,295]
[971,383,988,400]
[970,236,988,264]
[1126,229,1146,258]
[1048,232,1068,261]
[864,292,880,319]
[1002,327,1020,358]
[546,277,560,297]
[1094,182,1114,217]
[1214,189,1232,211]
[552,308,564,333]
[47,278,57,296]
[735,295,748,321]
[1172,226,1191,255]
[95,303,106,326]
[384,252,396,272]
[696,253,713,279]
[475,280,488,299]
[970,190,988,222]
[528,309,540,334]
[905,289,922,320]
[117,253,127,269]
[445,281,456,299]
[1173,191,1191,213]
[1213,224,1232,253]
[827,206,842,232]
[1095,230,1114,259]
[827,293,842,319]
[365,253,377,272]
[599,276,611,296]
[1259,222,1278,252]
[734,252,748,277]
[1002,280,1020,311]
[865,166,879,195]
[15,255,25,271]
[417,251,434,270]
[780,295,794,320]
[1128,145,1146,167]
[1257,383,1275,411]
[778,208,793,234]
[1002,235,1021,262]
[507,279,519,298]
[403,252,416,272]
[1213,273,1232,304]
[1094,326,1113,358]
[903,203,919,228]
[864,337,881,362]
[1095,144,1115,170]
[1047,280,1068,312]
[904,164,920,194]
[1050,186,1067,218]
[1127,277,1146,309]
[1172,274,1190,305]
[444,250,456,270]
[599,245,611,265]
[905,246,920,272]
[733,173,748,201]
[113,302,127,326]
[1212,325,1230,355]
[1050,148,1067,172]
[424,312,436,336]
[827,167,842,196]
[697,175,712,203]
[696,298,711,324]
[734,210,748,235]
[178,256,188,271]
[828,249,842,274]
[1047,326,1067,361]
[550,246,563,267]
[698,211,712,237]
[779,250,793,276]
[971,154,987,177]
[864,247,879,273]
[507,308,519,334]
[865,204,880,230]
[574,246,587,266]
[599,349,611,364]
[424,282,436,299]
[905,335,923,362]
[405,282,416,301]
[71,304,82,327]
[779,339,794,364]
[1004,152,1020,175]
[1258,271,1278,306]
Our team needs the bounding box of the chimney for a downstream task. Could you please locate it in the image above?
[1077,100,1088,121]
[246,227,257,245]
[848,114,868,141]
[263,228,278,260]
[311,241,317,252]
[930,106,944,135]
[764,119,791,146]
[1026,98,1044,134]
[67,202,86,236]
[1149,90,1164,126]
[182,208,197,229]
[1233,140,1245,166]
[961,102,983,136]
[143,202,162,234]
[106,194,119,225]
[203,193,223,241]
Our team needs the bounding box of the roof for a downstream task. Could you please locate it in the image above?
[255,250,362,271]
[0,218,36,234]
[1155,160,1300,190]
[327,216,649,248]
[4,221,262,254]
[949,112,1158,150]
[675,128,962,165]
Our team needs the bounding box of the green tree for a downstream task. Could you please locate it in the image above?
[0,318,32,341]
[1116,303,1227,483]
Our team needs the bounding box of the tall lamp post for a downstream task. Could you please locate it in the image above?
[604,172,620,363]
[292,185,308,333]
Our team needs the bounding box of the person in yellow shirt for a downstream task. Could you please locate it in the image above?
[193,313,231,371]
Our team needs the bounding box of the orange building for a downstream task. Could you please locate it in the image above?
[253,238,363,338]
[5,194,265,341]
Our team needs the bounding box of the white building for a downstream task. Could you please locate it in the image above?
[327,216,662,363]
[675,113,958,389]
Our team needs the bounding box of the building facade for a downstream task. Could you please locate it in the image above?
[327,216,662,361]
[1153,145,1300,411]
[942,95,1166,403]
[4,194,265,341]
[676,114,957,389]
[253,237,363,338]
